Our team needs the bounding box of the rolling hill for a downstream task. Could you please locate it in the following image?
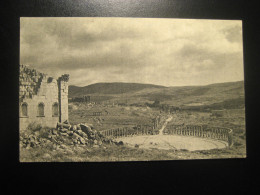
[69,81,245,109]
[69,82,166,97]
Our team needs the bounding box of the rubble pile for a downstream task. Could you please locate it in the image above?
[20,133,44,149]
[55,121,113,146]
[20,121,122,149]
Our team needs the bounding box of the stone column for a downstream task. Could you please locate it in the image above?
[58,74,69,123]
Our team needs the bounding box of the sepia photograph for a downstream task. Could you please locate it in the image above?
[19,17,246,162]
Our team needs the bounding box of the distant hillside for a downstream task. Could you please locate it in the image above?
[69,81,245,109]
[69,82,166,97]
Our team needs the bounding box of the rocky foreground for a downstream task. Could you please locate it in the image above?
[20,121,123,151]
[19,121,246,162]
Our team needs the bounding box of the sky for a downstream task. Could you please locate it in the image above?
[20,17,244,87]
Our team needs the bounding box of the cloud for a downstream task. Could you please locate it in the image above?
[222,24,243,43]
[20,18,244,87]
[176,43,239,71]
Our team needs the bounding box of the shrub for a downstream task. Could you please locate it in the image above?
[27,122,42,132]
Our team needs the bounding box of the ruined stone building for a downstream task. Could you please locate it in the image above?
[70,95,91,103]
[19,65,69,130]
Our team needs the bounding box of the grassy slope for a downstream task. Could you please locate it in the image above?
[69,82,166,97]
[68,104,162,130]
[69,81,245,108]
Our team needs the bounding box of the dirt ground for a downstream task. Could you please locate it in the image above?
[115,135,228,151]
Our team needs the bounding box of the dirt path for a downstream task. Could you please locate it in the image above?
[159,115,173,135]
[115,135,228,151]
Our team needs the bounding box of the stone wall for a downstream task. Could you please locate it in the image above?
[19,65,69,130]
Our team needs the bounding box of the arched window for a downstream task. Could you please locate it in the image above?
[52,102,59,117]
[21,103,28,116]
[38,103,45,116]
